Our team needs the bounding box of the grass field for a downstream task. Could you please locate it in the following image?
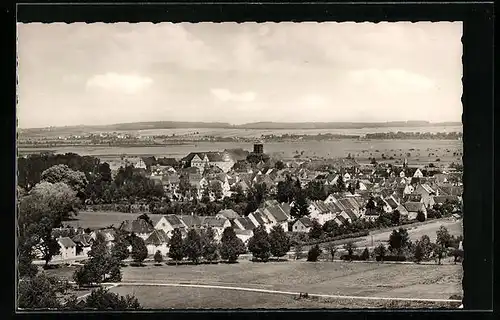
[18,139,462,166]
[44,252,462,308]
[109,261,461,309]
[351,219,463,249]
[109,285,460,309]
[63,211,144,229]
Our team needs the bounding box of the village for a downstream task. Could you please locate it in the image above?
[35,142,463,264]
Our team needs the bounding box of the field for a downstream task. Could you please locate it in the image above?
[19,126,463,139]
[45,259,462,309]
[18,139,463,166]
[349,218,463,249]
[109,285,460,309]
[63,211,145,229]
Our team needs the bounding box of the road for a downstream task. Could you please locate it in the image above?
[99,281,462,304]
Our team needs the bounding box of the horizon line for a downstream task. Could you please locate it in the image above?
[18,119,463,130]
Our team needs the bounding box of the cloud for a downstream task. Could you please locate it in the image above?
[86,73,153,94]
[210,88,256,102]
[348,68,435,93]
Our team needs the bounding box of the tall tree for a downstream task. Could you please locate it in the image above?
[276,175,295,203]
[269,225,291,259]
[219,227,246,263]
[183,228,203,264]
[41,164,88,201]
[247,226,271,262]
[308,220,323,240]
[290,190,309,223]
[168,229,185,264]
[325,243,338,262]
[436,226,452,248]
[130,236,148,265]
[201,227,219,262]
[343,241,356,257]
[374,243,387,262]
[111,237,130,265]
[18,273,68,309]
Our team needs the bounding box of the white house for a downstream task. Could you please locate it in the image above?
[308,201,337,225]
[56,237,77,260]
[292,217,314,233]
[145,229,170,256]
[154,215,186,237]
[248,209,274,233]
[413,168,424,178]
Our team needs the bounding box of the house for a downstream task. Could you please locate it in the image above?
[56,237,77,260]
[154,215,186,236]
[179,215,203,229]
[374,196,392,213]
[403,202,427,220]
[200,217,232,240]
[384,196,400,212]
[433,195,461,206]
[182,151,236,173]
[90,228,116,246]
[234,216,258,230]
[72,234,93,257]
[437,185,463,198]
[292,217,314,233]
[262,205,290,231]
[216,209,240,220]
[234,229,253,245]
[362,207,379,221]
[119,219,155,240]
[414,184,437,208]
[308,201,337,225]
[248,209,274,232]
[413,168,424,178]
[145,229,170,256]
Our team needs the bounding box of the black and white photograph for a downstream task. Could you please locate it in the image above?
[16,21,464,310]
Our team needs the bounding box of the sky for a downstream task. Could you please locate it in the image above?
[17,22,463,129]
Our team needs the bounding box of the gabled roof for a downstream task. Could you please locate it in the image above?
[234,229,253,236]
[297,216,314,227]
[438,185,463,196]
[339,198,357,211]
[164,215,185,229]
[335,214,349,225]
[385,197,399,209]
[235,217,256,230]
[72,234,92,247]
[403,201,425,212]
[217,209,240,220]
[344,209,358,221]
[251,210,266,225]
[179,215,202,228]
[420,184,436,194]
[58,237,76,248]
[279,202,291,216]
[201,217,229,228]
[145,229,170,246]
[119,219,155,234]
[265,206,288,222]
[433,195,460,204]
[230,220,241,230]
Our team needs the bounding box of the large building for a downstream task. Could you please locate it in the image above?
[181,151,236,173]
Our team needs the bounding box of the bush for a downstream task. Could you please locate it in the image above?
[153,250,163,265]
[341,254,363,261]
[375,255,406,262]
[361,248,370,261]
[307,245,321,262]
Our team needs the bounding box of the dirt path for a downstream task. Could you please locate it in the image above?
[102,281,462,303]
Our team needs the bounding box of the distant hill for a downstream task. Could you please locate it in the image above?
[233,121,462,129]
[19,120,462,133]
